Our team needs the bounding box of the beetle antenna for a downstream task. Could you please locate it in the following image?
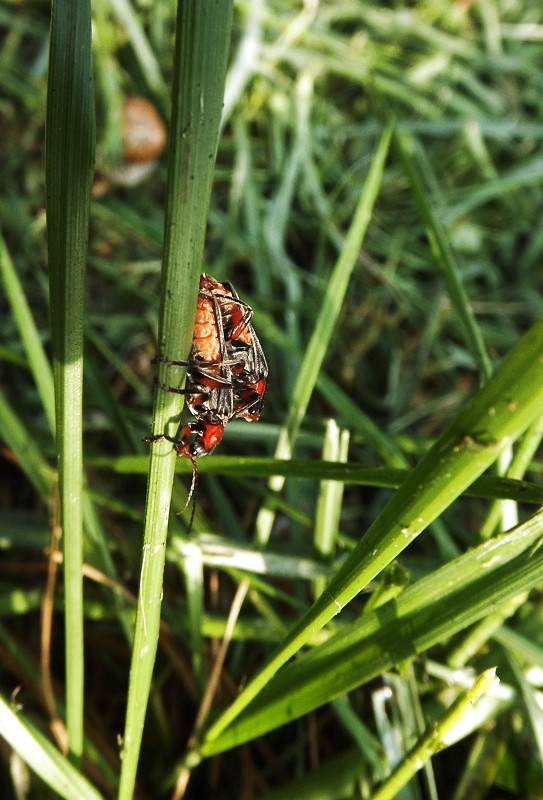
[178,455,198,533]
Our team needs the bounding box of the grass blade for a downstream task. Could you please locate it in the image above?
[202,508,543,753]
[0,695,104,800]
[0,232,55,435]
[0,390,55,498]
[89,454,543,507]
[371,669,499,800]
[313,421,349,598]
[393,127,492,380]
[117,3,234,797]
[255,124,393,545]
[45,0,95,762]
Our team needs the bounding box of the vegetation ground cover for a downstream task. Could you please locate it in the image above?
[2,1,543,798]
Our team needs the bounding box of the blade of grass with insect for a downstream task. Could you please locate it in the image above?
[196,312,543,757]
[117,2,234,797]
[255,124,393,546]
[45,0,95,762]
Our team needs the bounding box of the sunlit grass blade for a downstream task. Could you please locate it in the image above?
[117,2,234,797]
[448,594,527,670]
[179,541,206,694]
[371,670,499,800]
[198,313,543,754]
[313,421,349,598]
[201,508,543,753]
[481,417,543,539]
[46,0,95,762]
[0,695,104,800]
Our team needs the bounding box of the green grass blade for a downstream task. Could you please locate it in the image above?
[313,421,349,598]
[90,453,543,507]
[202,509,543,753]
[393,127,492,380]
[103,0,167,106]
[0,232,55,435]
[45,0,95,762]
[199,313,543,753]
[0,390,56,497]
[117,3,234,797]
[0,695,104,800]
[443,154,543,225]
[481,417,543,539]
[255,124,393,545]
[371,670,499,800]
[448,594,527,670]
[317,372,409,468]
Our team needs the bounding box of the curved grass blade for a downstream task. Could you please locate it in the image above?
[0,232,55,435]
[0,390,56,498]
[201,507,543,753]
[0,695,104,800]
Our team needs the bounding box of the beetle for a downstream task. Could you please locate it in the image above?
[147,274,268,458]
[145,275,268,522]
[211,277,268,422]
[145,420,225,460]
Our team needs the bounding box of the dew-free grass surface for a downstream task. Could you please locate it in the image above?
[2,2,543,799]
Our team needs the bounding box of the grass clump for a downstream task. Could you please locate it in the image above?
[2,2,543,798]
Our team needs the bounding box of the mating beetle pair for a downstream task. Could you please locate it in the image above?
[146,274,268,461]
